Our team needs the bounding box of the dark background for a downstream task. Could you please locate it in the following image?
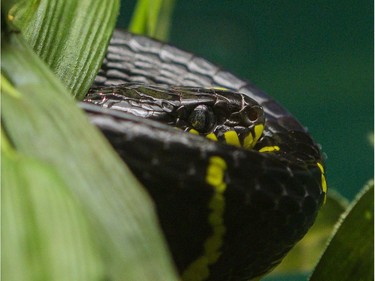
[118,2,373,279]
[119,0,374,202]
[171,1,374,202]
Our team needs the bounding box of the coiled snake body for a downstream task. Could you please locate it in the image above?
[83,30,327,281]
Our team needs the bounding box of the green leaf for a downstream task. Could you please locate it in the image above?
[2,23,178,281]
[7,0,119,99]
[129,0,175,40]
[270,190,349,275]
[3,148,104,281]
[309,180,374,281]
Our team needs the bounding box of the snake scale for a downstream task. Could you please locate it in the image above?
[82,29,327,281]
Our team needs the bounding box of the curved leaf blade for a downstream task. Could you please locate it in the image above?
[2,27,178,281]
[309,181,374,281]
[3,149,104,281]
[8,0,119,99]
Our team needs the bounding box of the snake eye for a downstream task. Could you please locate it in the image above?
[188,105,215,133]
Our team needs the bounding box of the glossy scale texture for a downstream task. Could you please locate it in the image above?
[83,30,326,281]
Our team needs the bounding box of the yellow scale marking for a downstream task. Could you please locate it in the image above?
[213,86,229,91]
[317,162,328,203]
[254,124,264,143]
[189,123,265,151]
[223,131,241,147]
[189,128,200,135]
[206,133,218,141]
[258,145,280,153]
[182,156,228,281]
[183,116,326,278]
[258,146,327,204]
[243,124,265,149]
[243,133,254,149]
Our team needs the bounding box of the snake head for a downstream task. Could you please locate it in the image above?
[170,87,266,150]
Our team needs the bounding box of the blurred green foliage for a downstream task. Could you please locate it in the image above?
[310,181,374,281]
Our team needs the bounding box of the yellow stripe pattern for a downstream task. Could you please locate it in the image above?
[223,131,241,147]
[182,156,227,281]
[316,162,327,204]
[206,133,218,141]
[258,146,280,153]
[189,128,200,135]
[243,124,264,149]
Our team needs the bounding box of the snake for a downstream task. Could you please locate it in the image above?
[82,30,327,281]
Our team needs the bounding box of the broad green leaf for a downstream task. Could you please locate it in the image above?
[7,0,119,99]
[3,145,104,281]
[309,181,374,281]
[270,190,348,275]
[2,26,178,281]
[129,0,175,40]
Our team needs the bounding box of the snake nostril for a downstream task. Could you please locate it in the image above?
[242,106,263,125]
